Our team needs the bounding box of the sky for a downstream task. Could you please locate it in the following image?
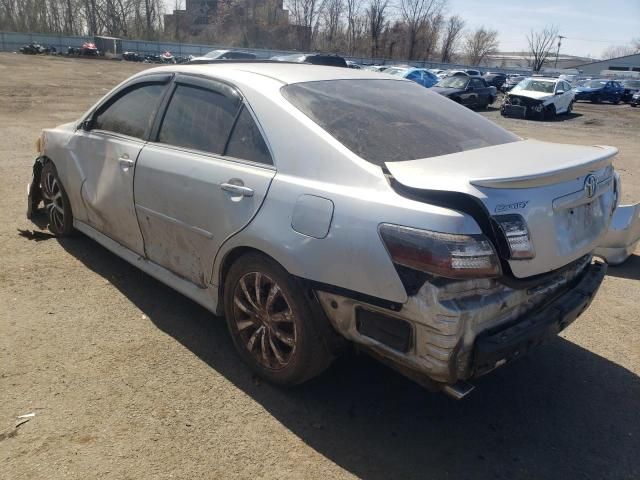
[448,0,640,58]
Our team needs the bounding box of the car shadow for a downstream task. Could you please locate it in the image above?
[56,235,640,479]
[606,254,640,280]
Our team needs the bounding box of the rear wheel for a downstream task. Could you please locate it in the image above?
[224,253,333,386]
[40,162,74,236]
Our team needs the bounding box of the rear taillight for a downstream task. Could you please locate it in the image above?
[379,224,501,279]
[494,215,535,259]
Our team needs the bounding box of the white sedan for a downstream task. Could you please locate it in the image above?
[501,77,575,119]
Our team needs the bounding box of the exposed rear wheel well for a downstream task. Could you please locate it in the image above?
[216,246,279,315]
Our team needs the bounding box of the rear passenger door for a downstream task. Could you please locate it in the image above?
[134,75,276,287]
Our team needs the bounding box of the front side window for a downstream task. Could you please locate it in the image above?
[93,83,166,139]
[281,79,518,166]
[158,84,238,154]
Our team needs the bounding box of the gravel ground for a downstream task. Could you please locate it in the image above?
[1,53,638,480]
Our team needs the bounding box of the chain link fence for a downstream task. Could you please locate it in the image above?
[0,30,533,75]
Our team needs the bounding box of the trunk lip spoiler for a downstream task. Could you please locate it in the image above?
[384,140,618,191]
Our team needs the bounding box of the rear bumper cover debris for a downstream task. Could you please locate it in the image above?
[595,202,640,265]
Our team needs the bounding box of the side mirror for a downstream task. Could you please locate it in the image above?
[556,90,565,95]
[80,118,94,131]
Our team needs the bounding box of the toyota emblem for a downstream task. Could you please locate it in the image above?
[584,174,597,198]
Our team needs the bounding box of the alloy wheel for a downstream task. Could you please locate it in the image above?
[41,170,65,232]
[232,272,297,370]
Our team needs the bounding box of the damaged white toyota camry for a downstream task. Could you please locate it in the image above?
[27,63,640,398]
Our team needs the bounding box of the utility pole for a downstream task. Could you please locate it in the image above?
[554,35,565,68]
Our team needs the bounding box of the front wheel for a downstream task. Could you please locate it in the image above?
[40,162,74,236]
[544,104,557,120]
[224,253,333,386]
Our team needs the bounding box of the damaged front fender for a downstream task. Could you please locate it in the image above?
[26,157,45,219]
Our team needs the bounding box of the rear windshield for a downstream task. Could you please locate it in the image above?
[281,79,518,165]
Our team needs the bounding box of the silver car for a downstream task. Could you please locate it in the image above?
[27,64,640,398]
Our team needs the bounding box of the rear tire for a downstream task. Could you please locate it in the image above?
[223,253,333,386]
[40,162,74,236]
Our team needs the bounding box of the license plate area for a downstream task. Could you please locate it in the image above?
[503,105,527,118]
[555,196,608,255]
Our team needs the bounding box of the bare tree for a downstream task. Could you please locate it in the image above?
[344,0,362,55]
[526,25,558,72]
[399,0,445,60]
[463,26,498,65]
[366,0,388,58]
[319,0,343,50]
[439,14,464,62]
[287,0,322,49]
[601,44,637,59]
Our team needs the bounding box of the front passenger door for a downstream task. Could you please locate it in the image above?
[134,76,276,287]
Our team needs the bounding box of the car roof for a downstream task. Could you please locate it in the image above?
[135,62,390,86]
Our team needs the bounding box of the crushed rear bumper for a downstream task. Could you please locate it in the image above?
[472,261,606,378]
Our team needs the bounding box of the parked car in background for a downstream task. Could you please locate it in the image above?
[483,72,507,88]
[501,75,526,92]
[272,53,348,67]
[385,66,439,88]
[346,61,361,69]
[464,69,482,77]
[429,68,445,77]
[631,91,640,107]
[502,78,574,119]
[572,79,624,103]
[190,49,257,63]
[68,42,99,56]
[431,75,496,108]
[28,63,639,398]
[20,43,56,55]
[621,79,640,102]
[363,65,389,72]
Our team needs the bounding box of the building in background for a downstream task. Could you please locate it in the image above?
[485,51,595,69]
[164,0,290,38]
[572,53,640,76]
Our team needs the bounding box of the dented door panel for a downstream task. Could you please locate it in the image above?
[134,143,275,287]
[70,130,146,255]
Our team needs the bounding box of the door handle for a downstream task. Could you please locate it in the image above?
[221,182,254,197]
[118,155,134,169]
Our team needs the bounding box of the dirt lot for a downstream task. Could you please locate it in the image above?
[1,53,638,479]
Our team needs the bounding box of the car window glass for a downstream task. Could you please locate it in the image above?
[158,84,238,154]
[406,71,421,80]
[471,78,483,88]
[225,107,272,165]
[94,83,165,139]
[282,79,518,165]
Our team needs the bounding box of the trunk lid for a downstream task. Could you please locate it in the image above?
[386,139,618,278]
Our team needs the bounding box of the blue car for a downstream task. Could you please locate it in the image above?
[572,79,624,104]
[384,66,439,88]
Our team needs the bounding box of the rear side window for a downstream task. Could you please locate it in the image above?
[282,79,518,165]
[225,107,272,165]
[94,83,165,139]
[158,85,238,154]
